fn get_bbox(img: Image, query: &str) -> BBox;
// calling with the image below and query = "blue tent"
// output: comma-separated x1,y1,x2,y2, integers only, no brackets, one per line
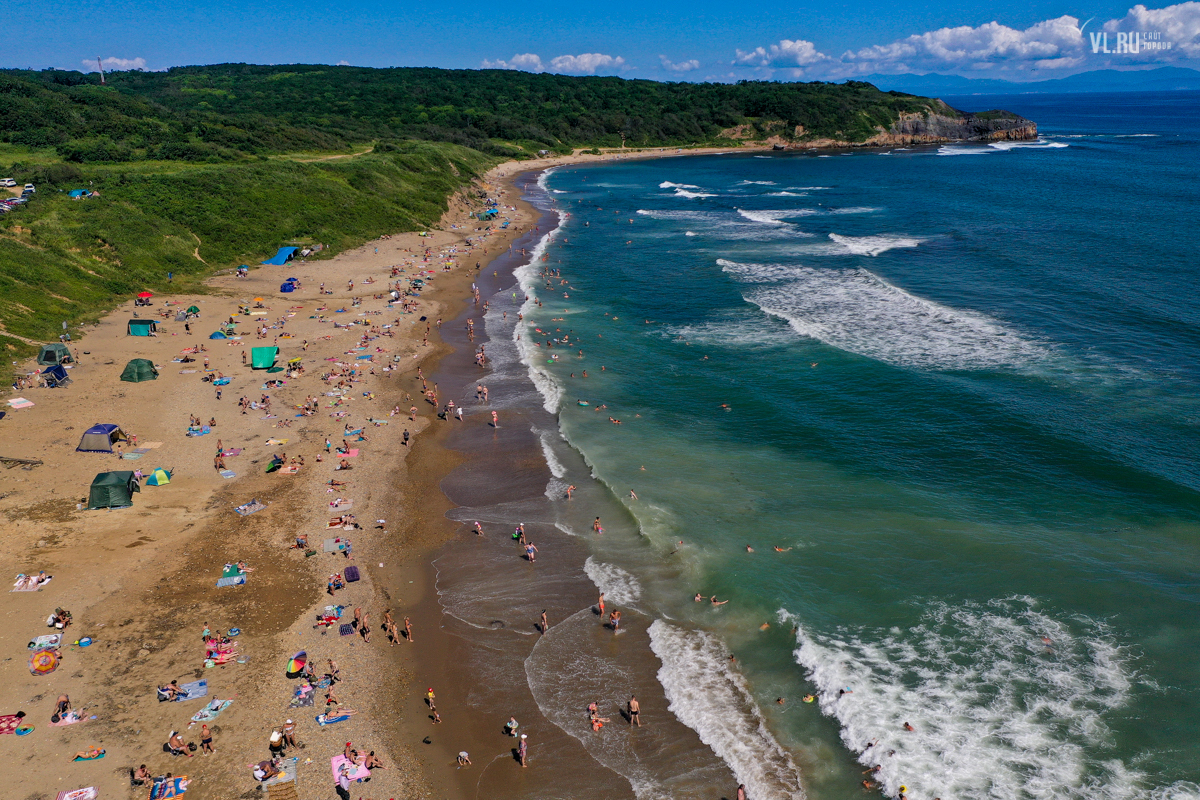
77,423,124,453
209,331,228,339
262,247,298,265
280,282,296,293
41,364,70,387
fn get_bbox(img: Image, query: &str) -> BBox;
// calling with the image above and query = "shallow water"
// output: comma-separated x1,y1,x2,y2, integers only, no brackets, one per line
448,91,1200,800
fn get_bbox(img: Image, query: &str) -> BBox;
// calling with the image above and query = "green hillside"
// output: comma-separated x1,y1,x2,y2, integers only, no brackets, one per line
0,64,959,356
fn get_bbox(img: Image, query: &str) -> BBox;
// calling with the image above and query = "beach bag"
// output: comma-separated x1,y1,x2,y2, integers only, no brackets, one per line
344,566,360,583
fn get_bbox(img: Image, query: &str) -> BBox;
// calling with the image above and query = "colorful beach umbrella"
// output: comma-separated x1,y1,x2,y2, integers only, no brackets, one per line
137,291,154,298
286,651,306,677
29,648,59,675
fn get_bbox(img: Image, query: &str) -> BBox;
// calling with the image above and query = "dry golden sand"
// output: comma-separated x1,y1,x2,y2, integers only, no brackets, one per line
0,147,748,800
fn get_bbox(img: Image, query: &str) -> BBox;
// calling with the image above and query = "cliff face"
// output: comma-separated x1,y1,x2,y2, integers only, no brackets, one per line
870,110,1038,145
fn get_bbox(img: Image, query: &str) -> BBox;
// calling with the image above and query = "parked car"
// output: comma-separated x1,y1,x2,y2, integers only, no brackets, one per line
23,183,35,193
0,178,15,187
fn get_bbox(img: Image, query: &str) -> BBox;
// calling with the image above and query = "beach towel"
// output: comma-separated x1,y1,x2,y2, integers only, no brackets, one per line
263,758,298,787
50,712,86,726
220,470,237,479
149,775,189,799
191,699,232,722
280,464,300,474
330,755,370,782
216,575,246,588
121,452,144,460
6,398,34,409
344,566,360,583
140,441,164,449
234,500,266,515
73,750,105,761
369,419,390,424
264,438,288,446
179,680,208,701
339,623,354,636
288,691,315,708
323,537,349,552
316,712,351,726
55,788,98,800
0,714,25,734
213,378,231,385
343,449,360,457
221,448,242,456
329,499,352,509
28,633,62,649
12,575,50,592
344,429,363,435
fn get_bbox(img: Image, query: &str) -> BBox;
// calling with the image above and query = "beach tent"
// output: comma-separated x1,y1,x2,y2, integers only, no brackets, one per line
41,364,70,387
127,319,157,336
87,471,139,509
120,358,158,382
280,282,296,293
209,331,227,340
186,305,201,317
37,343,73,366
251,347,279,369
77,423,125,453
145,468,171,486
262,247,298,265
175,311,188,322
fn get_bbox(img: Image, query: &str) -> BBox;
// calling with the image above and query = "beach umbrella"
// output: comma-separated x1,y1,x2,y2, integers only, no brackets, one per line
29,648,59,676
286,651,307,678
137,291,154,298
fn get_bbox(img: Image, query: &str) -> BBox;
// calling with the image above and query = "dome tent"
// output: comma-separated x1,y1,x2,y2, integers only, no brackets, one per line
87,471,140,509
37,343,73,366
120,359,158,382
145,468,171,486
77,424,125,453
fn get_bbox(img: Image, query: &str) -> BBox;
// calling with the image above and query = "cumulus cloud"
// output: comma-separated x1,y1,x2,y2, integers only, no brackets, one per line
548,53,625,74
82,56,146,72
1104,2,1200,56
660,55,700,72
734,39,829,68
482,52,625,74
481,53,545,71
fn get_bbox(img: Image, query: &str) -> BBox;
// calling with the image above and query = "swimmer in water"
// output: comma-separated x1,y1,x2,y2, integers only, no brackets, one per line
745,545,754,553
774,546,792,552
694,593,703,602
710,596,728,606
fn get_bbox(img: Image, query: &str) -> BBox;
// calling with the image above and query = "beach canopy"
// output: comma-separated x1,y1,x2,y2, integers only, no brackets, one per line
137,291,154,299
37,343,73,365
145,467,171,486
251,346,279,369
120,358,158,382
209,331,227,340
41,364,70,387
186,305,201,315
87,470,140,509
279,282,295,293
262,246,298,265
77,423,125,453
127,319,157,336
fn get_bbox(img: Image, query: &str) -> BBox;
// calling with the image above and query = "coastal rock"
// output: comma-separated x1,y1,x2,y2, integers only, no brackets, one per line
869,110,1037,145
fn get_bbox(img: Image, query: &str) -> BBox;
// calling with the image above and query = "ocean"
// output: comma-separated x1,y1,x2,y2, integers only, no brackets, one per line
447,91,1200,800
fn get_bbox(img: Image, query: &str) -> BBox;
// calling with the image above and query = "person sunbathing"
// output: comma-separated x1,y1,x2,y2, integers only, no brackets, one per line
158,680,183,701
131,764,152,785
252,760,281,781
72,746,105,761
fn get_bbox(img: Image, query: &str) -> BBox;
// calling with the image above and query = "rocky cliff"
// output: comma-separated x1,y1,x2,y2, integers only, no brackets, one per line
764,105,1037,149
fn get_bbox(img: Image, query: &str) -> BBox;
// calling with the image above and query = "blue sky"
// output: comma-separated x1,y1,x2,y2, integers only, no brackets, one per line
6,0,1200,81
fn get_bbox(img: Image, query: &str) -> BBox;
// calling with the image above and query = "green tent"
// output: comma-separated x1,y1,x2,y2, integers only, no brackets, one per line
251,347,279,369
127,319,157,336
37,343,73,366
87,471,140,509
120,358,158,382
186,305,201,316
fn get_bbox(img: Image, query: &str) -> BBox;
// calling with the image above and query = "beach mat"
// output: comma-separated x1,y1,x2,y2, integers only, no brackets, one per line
288,691,315,709
216,575,246,588
338,624,354,636
328,500,352,510
179,680,208,701
139,441,163,449
55,789,97,800
220,470,237,479
191,699,232,723
344,566,360,583
280,464,300,474
263,757,298,787
323,537,350,552
50,712,87,727
234,500,266,516
316,712,352,726
0,714,25,734
28,633,62,650
330,754,370,781
121,452,144,460
12,576,51,592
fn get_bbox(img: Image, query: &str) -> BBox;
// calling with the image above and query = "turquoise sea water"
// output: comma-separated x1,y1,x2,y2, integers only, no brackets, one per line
504,92,1200,800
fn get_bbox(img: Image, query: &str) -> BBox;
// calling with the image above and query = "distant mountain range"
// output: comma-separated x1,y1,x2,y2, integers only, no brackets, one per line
860,67,1200,97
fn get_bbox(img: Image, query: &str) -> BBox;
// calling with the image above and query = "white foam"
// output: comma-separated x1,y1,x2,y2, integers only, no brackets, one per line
583,557,642,606
989,139,1070,150
636,209,711,220
649,620,806,800
827,207,880,215
827,232,918,255
674,188,717,199
659,181,700,189
737,209,789,225
685,231,698,236
937,145,993,156
738,180,778,185
512,221,565,414
767,191,808,197
666,314,790,348
536,428,567,478
722,260,1050,370
780,598,1190,800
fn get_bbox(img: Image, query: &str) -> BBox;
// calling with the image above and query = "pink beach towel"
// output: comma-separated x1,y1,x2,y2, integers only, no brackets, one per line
330,755,370,782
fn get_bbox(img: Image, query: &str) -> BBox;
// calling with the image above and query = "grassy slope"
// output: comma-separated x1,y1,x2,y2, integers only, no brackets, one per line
0,142,495,356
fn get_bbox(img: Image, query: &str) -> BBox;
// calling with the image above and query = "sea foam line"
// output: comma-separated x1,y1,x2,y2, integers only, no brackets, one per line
649,620,806,800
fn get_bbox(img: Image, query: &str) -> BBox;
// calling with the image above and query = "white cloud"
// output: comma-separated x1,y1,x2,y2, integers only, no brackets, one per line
1104,2,1200,56
734,39,829,68
481,53,545,71
336,60,351,66
548,53,625,74
82,56,146,72
660,55,700,72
